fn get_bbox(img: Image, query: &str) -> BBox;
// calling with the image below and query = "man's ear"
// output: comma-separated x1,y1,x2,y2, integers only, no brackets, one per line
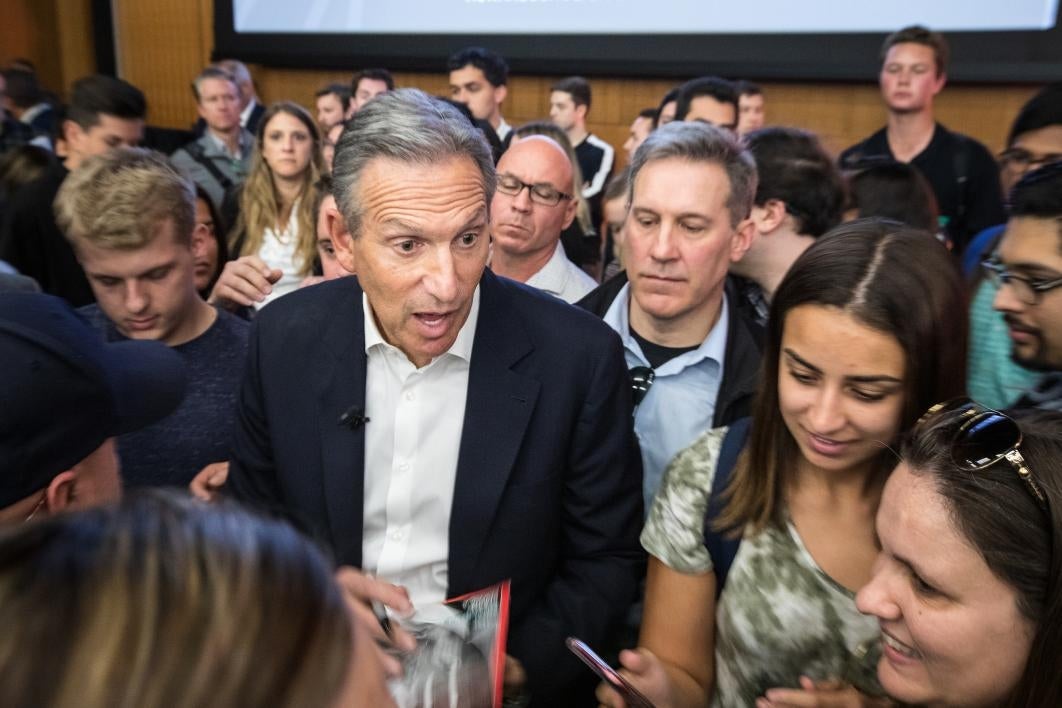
328,206,357,275
62,119,82,152
560,194,578,231
190,222,209,259
45,470,77,514
576,104,588,123
752,199,788,236
730,215,757,264
493,84,508,110
932,72,947,96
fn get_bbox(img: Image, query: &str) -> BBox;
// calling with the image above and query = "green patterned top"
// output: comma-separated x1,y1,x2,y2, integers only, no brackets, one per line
641,426,885,708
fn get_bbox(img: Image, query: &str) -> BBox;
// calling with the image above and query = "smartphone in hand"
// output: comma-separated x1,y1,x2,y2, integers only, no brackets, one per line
565,637,656,708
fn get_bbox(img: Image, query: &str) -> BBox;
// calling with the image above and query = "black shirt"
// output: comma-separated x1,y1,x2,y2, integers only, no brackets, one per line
840,123,1005,252
630,327,699,370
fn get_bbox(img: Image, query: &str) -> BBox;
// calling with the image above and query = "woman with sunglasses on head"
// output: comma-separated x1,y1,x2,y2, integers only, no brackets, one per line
856,404,1062,708
212,102,324,311
597,219,968,708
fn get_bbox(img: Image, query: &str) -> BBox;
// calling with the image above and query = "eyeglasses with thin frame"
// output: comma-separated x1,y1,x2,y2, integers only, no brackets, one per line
496,173,573,207
918,398,1049,512
981,258,1062,306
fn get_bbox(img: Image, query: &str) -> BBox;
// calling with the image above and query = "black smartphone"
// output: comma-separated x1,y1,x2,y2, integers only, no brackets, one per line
565,637,656,708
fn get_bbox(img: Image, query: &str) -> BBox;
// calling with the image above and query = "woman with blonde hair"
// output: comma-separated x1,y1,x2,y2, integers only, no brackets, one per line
0,490,393,708
221,101,323,309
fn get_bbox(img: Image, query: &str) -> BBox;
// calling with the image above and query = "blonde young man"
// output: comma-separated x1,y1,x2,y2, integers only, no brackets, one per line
55,148,249,490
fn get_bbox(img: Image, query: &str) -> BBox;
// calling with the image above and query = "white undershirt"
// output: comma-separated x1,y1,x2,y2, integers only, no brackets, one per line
360,287,480,606
255,202,302,309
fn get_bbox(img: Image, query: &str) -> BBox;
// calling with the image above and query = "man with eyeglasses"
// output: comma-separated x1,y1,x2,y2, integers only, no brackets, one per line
987,163,1062,412
839,25,1004,253
490,135,598,303
964,83,1062,409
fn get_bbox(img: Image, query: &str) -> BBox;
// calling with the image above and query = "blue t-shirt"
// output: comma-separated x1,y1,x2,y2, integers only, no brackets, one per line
79,305,249,488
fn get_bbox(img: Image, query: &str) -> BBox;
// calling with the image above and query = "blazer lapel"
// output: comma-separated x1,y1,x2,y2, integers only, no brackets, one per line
448,272,540,592
317,281,368,567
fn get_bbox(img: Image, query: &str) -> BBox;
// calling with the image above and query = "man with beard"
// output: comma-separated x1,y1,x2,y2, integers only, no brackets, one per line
988,163,1062,410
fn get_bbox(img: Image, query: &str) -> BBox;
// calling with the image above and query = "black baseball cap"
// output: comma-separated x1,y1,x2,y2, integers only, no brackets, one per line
0,293,188,508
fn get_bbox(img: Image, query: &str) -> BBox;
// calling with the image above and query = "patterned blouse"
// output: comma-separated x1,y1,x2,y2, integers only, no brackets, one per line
641,426,885,707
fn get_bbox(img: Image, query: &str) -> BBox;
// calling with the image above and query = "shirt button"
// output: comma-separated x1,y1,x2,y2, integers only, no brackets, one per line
389,529,404,541
405,391,415,401
397,462,410,472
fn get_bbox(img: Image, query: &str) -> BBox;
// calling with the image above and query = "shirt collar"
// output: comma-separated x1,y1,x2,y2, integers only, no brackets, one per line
240,98,257,127
496,118,511,141
603,283,729,373
363,285,480,365
524,242,570,297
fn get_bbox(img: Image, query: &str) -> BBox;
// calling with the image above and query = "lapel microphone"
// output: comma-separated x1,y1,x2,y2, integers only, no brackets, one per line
338,405,370,430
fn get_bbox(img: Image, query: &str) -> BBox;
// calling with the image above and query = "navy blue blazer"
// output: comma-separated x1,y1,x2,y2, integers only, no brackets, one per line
227,269,645,704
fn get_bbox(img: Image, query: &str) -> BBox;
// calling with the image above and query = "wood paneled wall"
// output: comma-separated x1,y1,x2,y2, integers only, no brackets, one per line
11,0,1043,165
0,0,95,101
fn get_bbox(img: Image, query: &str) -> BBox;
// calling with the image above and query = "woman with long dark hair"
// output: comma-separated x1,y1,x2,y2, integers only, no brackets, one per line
599,220,968,707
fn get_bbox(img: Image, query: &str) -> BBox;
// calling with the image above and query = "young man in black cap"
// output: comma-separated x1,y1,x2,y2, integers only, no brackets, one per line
0,293,186,523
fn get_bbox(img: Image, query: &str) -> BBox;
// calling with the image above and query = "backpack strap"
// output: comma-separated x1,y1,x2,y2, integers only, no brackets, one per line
703,417,751,599
949,132,974,244
184,141,235,194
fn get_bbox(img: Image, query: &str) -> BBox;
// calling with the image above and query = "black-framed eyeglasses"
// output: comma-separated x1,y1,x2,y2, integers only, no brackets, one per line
918,398,1048,512
496,173,573,207
981,258,1062,306
629,366,655,411
998,147,1062,173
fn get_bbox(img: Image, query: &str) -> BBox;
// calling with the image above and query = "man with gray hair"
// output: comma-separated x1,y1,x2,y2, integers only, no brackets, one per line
171,67,254,209
226,89,643,707
578,122,763,512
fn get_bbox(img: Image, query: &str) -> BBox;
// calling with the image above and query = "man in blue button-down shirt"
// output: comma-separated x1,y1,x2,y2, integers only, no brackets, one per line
578,121,764,512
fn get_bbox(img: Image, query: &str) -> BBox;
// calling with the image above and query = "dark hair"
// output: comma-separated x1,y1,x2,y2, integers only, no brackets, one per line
846,161,940,234
1010,162,1062,225
654,87,681,128
637,107,658,122
352,68,395,93
718,219,968,533
1007,82,1062,146
447,47,508,87
1,69,42,109
674,76,738,122
745,127,845,237
315,82,351,105
190,66,236,102
902,409,1062,708
735,80,763,98
65,74,147,130
881,25,950,76
0,144,53,198
551,76,591,109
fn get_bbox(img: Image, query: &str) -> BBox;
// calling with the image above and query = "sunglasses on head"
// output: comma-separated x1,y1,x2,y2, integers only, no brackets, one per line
918,398,1048,512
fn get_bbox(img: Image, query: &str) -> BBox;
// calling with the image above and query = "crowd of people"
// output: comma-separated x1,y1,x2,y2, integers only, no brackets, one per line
0,22,1061,708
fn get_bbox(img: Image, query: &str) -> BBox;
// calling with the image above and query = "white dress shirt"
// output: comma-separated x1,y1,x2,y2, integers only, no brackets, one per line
361,287,480,606
525,241,599,303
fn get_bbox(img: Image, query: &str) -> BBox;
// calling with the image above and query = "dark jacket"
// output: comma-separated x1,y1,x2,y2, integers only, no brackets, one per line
577,272,764,427
227,270,645,706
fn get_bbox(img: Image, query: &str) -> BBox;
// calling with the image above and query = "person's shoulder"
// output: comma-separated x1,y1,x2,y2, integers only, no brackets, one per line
254,278,360,335
575,271,626,317
839,128,887,166
937,124,995,159
211,306,251,338
489,272,617,347
585,133,614,156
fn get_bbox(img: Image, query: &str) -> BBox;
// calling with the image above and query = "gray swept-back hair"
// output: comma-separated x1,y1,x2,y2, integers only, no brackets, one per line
332,88,496,237
627,121,757,227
